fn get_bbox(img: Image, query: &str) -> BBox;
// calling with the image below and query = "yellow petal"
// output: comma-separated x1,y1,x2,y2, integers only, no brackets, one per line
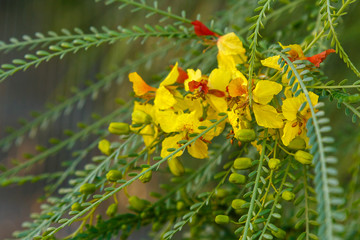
133,101,155,121
187,139,208,159
299,92,319,117
253,80,283,105
217,32,246,56
207,94,228,113
253,104,283,128
129,72,157,96
208,68,231,92
279,43,305,59
154,86,177,110
261,56,282,70
217,52,236,71
160,62,179,87
281,121,299,146
161,134,184,158
154,109,180,133
282,94,304,121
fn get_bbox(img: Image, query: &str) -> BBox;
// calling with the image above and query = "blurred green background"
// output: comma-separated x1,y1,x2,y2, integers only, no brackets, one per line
0,0,359,239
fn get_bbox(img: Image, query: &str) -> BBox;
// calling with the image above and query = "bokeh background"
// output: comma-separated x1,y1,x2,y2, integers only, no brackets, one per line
0,0,359,239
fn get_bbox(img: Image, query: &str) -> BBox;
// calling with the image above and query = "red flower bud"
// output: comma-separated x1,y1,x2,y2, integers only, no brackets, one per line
191,20,218,37
306,49,335,67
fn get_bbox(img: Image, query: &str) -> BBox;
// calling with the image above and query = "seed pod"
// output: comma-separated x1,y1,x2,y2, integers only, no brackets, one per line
106,203,118,217
108,122,130,135
71,202,83,212
294,150,313,164
268,158,281,170
98,139,111,155
271,228,286,239
231,199,246,210
139,168,152,183
215,215,229,224
288,137,306,150
79,183,96,195
234,157,252,170
235,129,256,142
132,110,152,124
128,196,150,212
282,190,295,201
229,173,246,184
106,170,123,182
168,158,185,177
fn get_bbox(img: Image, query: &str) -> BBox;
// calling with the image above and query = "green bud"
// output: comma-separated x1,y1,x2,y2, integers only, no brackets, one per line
271,228,286,239
229,173,246,184
98,139,111,155
108,122,130,135
294,150,313,165
231,199,246,210
71,202,83,212
268,158,281,170
168,158,185,177
128,196,150,212
79,183,96,195
288,137,306,150
139,168,152,183
235,129,256,142
215,188,228,199
106,203,118,217
176,201,185,211
106,170,123,182
215,215,229,224
282,190,295,201
132,110,152,124
233,157,252,170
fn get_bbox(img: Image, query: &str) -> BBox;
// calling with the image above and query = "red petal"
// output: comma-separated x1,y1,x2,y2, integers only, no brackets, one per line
208,89,225,97
191,20,217,37
188,80,201,92
176,66,188,84
306,49,336,67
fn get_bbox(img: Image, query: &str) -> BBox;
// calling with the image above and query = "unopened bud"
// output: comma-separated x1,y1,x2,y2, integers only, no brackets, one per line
215,215,229,224
168,158,185,177
282,190,295,201
235,129,256,142
294,150,313,165
231,199,246,210
79,183,96,195
215,188,228,198
106,170,123,182
98,139,111,155
288,137,306,150
71,202,83,212
268,158,281,170
139,168,152,183
108,122,130,135
106,203,118,217
128,196,150,212
234,157,252,170
132,110,152,124
271,228,286,239
229,173,246,184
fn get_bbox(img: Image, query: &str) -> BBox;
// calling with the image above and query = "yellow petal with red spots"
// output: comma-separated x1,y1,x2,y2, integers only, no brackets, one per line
281,120,299,146
161,134,184,158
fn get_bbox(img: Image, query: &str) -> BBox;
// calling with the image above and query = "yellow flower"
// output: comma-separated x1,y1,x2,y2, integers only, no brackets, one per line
281,92,319,146
252,80,283,128
216,32,247,71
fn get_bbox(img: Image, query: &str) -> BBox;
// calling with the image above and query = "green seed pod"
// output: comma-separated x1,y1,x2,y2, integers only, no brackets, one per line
235,129,256,142
98,139,111,155
132,110,152,124
271,228,286,239
288,137,306,150
108,122,130,135
234,157,252,170
168,158,185,177
294,150,313,165
215,215,229,224
79,183,96,195
229,173,246,184
106,170,123,182
71,202,83,212
282,190,295,201
139,168,152,183
128,196,150,212
106,203,118,217
231,199,246,210
176,201,185,211
268,158,281,170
